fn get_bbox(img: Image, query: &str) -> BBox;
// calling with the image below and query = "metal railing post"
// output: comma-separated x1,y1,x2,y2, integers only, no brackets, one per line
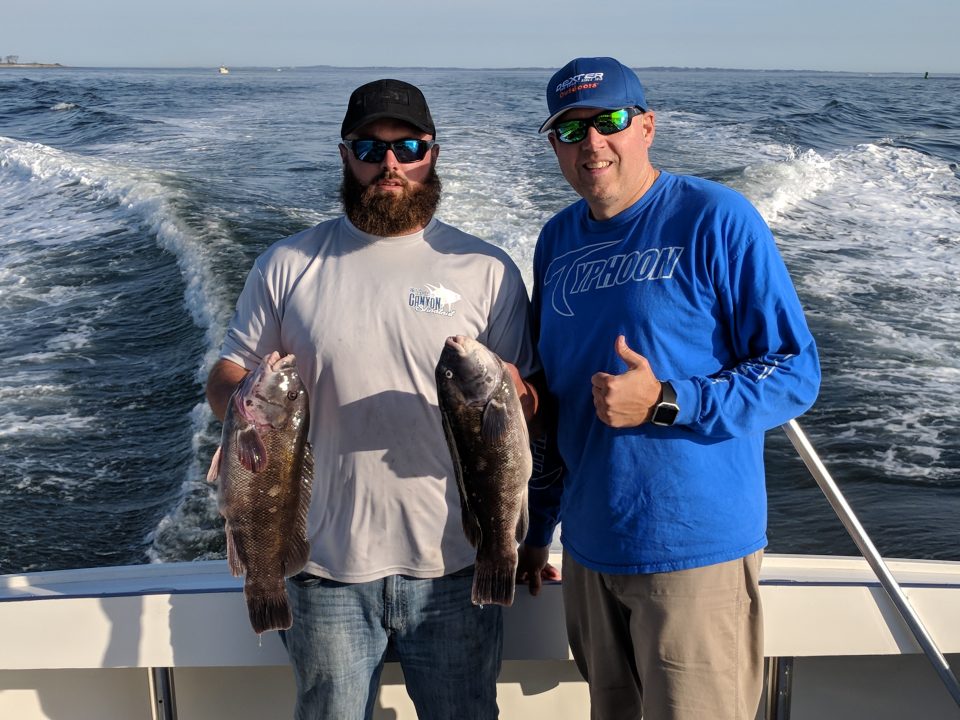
782,418,960,707
149,667,178,720
763,656,793,720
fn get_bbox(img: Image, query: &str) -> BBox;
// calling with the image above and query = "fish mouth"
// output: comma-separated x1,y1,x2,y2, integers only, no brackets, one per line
265,352,296,372
444,335,469,356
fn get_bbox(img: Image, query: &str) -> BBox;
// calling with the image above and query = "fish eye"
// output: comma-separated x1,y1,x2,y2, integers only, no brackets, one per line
444,370,454,379
287,390,300,401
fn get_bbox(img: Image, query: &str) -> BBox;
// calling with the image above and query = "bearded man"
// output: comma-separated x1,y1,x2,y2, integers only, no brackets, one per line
206,79,538,720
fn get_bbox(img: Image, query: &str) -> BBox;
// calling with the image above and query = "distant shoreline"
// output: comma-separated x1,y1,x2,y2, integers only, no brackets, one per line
0,63,65,69
0,64,949,76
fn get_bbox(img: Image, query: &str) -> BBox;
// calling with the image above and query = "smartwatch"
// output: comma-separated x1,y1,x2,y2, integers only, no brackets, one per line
651,381,680,427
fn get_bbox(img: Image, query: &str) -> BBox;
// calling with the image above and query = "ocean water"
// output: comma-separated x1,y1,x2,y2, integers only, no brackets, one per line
1,66,958,575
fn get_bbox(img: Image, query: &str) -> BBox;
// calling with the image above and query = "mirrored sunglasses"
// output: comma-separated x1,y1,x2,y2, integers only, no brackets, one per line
552,107,644,144
345,138,435,164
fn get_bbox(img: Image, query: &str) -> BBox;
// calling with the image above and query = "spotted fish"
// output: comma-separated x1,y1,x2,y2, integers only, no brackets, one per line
435,335,531,606
207,351,312,634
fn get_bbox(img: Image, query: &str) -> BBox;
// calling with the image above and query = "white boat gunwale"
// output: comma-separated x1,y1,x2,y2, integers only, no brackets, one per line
3,554,960,719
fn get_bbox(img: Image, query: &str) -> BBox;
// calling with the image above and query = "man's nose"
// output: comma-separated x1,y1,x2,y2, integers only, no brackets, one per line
581,125,607,148
379,148,401,170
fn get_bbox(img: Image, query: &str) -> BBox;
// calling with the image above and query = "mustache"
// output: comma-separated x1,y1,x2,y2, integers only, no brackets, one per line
365,169,410,192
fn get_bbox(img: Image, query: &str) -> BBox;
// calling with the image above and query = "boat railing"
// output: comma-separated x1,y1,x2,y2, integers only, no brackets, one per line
781,419,960,711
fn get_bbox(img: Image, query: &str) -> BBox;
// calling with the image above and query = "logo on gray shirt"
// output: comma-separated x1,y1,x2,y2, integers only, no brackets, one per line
408,283,461,317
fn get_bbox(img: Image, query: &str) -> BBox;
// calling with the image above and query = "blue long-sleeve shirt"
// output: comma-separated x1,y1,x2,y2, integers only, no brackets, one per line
527,171,820,574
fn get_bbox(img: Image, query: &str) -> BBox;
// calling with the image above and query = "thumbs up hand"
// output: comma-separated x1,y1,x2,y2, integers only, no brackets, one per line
591,335,663,427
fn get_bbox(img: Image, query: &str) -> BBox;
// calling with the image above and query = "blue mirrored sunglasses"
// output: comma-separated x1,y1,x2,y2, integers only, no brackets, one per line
552,107,644,144
345,138,435,164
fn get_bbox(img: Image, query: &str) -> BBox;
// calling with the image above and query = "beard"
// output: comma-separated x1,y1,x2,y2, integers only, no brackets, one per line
340,162,442,237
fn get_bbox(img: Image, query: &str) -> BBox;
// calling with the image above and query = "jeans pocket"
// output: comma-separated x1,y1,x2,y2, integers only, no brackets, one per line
289,571,325,588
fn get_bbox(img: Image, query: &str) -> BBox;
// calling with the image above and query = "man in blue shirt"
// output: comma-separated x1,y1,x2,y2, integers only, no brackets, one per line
517,57,821,720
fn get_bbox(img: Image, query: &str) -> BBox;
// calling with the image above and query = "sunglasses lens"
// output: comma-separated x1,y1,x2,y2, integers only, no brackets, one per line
595,109,632,135
554,120,587,144
392,139,427,162
351,140,386,163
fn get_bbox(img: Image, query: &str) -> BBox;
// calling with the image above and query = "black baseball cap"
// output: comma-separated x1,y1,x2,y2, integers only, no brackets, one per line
340,79,436,139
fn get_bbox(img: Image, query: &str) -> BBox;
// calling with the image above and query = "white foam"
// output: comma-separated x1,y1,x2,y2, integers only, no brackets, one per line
434,128,561,293
10,466,112,503
744,142,960,239
729,141,960,479
0,383,65,399
146,401,224,563
655,109,799,176
752,143,960,329
737,147,838,224
0,136,235,371
0,411,94,438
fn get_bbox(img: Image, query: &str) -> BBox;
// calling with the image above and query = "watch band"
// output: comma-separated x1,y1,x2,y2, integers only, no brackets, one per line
660,381,676,406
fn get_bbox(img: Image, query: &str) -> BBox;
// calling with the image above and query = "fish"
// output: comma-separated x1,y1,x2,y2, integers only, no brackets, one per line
425,283,462,313
206,351,313,634
435,335,532,606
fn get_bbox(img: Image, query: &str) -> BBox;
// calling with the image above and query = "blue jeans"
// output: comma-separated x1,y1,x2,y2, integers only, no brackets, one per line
282,566,502,720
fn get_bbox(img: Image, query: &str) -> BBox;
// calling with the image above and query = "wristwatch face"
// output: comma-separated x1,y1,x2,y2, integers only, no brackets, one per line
651,401,679,427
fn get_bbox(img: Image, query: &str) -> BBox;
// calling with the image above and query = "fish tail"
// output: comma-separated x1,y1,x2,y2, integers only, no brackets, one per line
245,581,293,634
471,558,517,607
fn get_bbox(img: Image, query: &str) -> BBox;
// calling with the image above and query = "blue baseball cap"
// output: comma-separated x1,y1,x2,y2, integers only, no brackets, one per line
539,57,649,133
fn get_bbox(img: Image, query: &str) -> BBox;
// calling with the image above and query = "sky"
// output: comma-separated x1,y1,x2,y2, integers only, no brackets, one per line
4,0,958,74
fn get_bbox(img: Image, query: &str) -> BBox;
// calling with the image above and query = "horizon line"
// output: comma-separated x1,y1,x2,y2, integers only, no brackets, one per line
4,62,957,76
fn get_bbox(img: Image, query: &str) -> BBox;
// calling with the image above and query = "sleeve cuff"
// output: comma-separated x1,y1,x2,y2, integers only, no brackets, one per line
524,516,558,548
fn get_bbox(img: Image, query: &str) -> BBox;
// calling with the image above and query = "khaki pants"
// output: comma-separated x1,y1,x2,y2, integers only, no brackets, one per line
562,549,764,720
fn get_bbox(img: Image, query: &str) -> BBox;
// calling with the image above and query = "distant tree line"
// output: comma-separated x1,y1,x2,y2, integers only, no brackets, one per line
4,56,20,64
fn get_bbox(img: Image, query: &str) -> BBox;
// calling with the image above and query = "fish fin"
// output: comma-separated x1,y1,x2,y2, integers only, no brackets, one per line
515,485,530,544
439,408,482,547
481,399,510,444
225,527,247,577
236,426,268,473
206,445,222,484
245,581,292,634
281,441,314,577
472,558,517,607
461,505,482,549
281,540,310,578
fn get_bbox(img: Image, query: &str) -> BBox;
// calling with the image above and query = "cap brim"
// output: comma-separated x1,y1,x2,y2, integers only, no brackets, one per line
538,100,647,133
